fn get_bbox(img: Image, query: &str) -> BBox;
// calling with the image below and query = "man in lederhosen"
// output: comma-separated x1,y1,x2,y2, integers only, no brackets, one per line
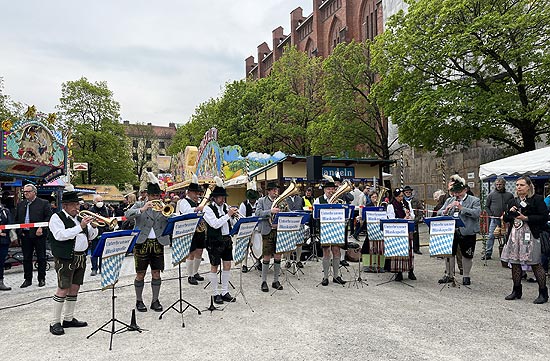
125,173,170,312
203,182,237,304
48,191,98,335
238,183,260,273
176,176,206,285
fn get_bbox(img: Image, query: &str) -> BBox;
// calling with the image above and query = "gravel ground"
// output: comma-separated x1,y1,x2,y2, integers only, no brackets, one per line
1,230,549,361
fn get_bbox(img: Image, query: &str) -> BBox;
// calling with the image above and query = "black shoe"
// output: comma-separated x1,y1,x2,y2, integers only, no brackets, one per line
321,278,329,286
62,318,88,328
481,255,492,260
136,300,147,312
261,281,269,292
533,287,549,304
150,299,163,312
462,277,471,286
193,273,204,281
20,280,32,288
333,276,346,285
49,322,64,336
187,276,198,285
272,281,283,290
221,292,236,302
438,275,453,284
296,261,304,268
408,271,417,280
38,280,45,287
505,285,522,300
413,250,423,255
340,260,349,267
213,295,224,304
242,265,248,273
395,272,403,281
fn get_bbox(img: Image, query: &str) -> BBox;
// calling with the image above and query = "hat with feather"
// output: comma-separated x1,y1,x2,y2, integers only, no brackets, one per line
246,180,259,200
146,172,162,195
211,176,227,197
449,174,466,193
188,174,201,192
322,175,336,188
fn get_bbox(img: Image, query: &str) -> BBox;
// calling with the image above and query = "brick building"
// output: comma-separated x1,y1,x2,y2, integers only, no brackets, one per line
245,0,384,79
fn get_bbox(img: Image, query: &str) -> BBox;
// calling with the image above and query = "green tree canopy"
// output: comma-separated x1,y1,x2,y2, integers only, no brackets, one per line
373,0,550,153
57,77,136,186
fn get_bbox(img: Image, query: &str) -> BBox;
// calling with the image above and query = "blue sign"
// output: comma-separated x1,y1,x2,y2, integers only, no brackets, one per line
322,167,355,178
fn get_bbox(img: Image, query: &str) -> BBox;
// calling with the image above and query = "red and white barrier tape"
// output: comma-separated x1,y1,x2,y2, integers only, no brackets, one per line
0,216,127,230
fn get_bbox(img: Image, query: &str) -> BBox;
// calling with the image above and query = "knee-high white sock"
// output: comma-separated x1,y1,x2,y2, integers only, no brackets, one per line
63,295,77,321
186,259,194,277
273,260,281,283
193,258,202,275
322,257,330,279
221,270,230,295
333,256,340,278
52,295,65,325
296,246,302,261
449,256,456,277
209,272,218,296
462,257,473,277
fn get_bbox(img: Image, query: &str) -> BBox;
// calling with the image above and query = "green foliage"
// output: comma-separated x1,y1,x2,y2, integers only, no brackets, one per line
0,77,24,121
373,0,550,153
57,77,136,185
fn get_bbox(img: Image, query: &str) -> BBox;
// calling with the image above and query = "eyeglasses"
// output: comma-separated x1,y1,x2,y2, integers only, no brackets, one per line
22,190,34,193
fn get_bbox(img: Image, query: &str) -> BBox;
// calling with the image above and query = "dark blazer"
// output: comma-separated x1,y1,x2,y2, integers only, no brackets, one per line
503,194,549,239
0,206,13,245
15,197,53,238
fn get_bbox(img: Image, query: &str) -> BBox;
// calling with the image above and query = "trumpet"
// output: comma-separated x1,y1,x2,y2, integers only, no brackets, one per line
78,210,118,230
150,200,175,217
196,186,212,233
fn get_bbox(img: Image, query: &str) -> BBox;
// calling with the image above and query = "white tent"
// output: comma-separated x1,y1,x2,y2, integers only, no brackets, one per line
479,146,550,180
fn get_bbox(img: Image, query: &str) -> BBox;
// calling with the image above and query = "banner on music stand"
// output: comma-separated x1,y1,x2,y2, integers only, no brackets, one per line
424,216,463,257
275,213,304,254
230,216,259,264
168,214,202,266
93,230,140,290
314,205,347,246
364,208,386,241
381,221,409,257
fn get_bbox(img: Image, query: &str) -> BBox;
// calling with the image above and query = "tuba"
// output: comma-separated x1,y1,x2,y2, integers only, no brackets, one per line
270,181,301,223
78,210,118,230
329,179,353,204
375,186,390,207
151,200,174,217
196,186,212,233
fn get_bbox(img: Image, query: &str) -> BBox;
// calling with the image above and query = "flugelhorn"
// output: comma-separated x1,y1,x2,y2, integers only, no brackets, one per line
78,210,118,230
151,200,174,217
270,181,301,223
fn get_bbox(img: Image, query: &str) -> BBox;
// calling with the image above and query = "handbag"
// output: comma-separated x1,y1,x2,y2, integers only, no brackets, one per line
540,229,550,256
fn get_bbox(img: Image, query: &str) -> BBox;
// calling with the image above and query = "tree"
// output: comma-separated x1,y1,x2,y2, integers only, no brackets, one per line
373,0,550,154
57,77,136,185
0,77,24,121
315,40,395,160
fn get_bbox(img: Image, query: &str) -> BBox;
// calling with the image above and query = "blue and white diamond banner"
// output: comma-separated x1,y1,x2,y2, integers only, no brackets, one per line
320,222,346,246
429,219,455,257
276,230,300,253
171,217,200,265
234,236,249,264
101,253,126,289
384,236,409,257
367,222,383,241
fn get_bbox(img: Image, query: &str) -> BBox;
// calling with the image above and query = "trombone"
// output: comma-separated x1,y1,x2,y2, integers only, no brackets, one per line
150,200,175,217
78,210,118,230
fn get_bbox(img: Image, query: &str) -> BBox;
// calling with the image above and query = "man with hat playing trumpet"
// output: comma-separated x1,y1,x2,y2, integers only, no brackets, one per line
48,190,98,335
203,177,238,304
314,180,347,286
125,172,171,312
255,182,283,292
176,174,206,285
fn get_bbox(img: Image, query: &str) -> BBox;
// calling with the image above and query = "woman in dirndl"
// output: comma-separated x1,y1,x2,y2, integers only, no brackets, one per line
385,188,416,281
501,176,548,304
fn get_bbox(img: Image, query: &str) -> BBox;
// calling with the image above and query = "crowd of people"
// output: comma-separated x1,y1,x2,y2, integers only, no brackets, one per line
1,172,549,337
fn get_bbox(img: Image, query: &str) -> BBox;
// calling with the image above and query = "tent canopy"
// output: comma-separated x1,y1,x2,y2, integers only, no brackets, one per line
479,146,550,180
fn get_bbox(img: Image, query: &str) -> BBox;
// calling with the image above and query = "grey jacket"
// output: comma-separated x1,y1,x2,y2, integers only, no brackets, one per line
255,196,275,235
286,195,304,211
437,194,481,235
485,190,514,217
124,201,170,245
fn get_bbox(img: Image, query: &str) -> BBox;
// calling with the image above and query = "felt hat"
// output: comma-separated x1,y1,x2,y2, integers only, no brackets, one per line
62,191,82,203
266,182,280,190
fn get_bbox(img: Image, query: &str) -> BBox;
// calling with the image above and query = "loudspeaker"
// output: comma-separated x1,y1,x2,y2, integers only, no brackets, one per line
306,156,322,182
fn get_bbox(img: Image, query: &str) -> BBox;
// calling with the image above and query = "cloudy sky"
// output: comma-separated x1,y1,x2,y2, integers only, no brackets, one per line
0,0,312,126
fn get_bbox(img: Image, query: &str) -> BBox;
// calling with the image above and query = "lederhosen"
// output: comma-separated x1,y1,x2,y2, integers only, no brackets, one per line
186,197,206,252
48,212,87,289
205,204,233,266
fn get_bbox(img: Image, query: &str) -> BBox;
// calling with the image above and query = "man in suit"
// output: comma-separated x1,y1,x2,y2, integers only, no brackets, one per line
437,175,481,285
125,175,170,312
15,184,53,288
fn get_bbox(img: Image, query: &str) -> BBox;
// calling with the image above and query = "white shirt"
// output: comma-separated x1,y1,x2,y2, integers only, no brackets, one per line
49,210,98,252
176,198,196,215
203,202,231,236
386,201,415,220
313,195,330,205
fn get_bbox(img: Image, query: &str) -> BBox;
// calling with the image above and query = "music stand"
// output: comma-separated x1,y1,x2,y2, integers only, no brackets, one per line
362,207,386,275
425,216,465,290
224,216,259,311
313,204,350,286
284,211,310,277
376,219,415,288
271,212,305,295
158,214,203,327
304,209,320,262
87,230,141,350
